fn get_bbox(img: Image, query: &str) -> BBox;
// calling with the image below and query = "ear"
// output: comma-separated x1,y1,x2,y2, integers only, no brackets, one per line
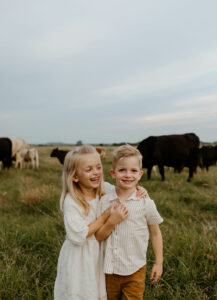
110,169,116,179
138,170,144,180
72,175,79,182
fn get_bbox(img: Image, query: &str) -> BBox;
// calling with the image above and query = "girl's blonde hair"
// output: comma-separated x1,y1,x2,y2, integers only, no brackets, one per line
60,145,105,215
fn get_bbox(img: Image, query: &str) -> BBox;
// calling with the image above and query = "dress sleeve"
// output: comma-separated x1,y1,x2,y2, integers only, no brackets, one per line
96,196,103,218
63,195,89,246
145,197,163,225
103,181,115,194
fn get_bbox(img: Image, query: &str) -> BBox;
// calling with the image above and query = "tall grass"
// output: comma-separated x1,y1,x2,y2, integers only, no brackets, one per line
0,146,216,299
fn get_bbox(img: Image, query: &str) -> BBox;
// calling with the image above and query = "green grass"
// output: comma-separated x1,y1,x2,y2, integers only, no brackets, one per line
0,146,217,300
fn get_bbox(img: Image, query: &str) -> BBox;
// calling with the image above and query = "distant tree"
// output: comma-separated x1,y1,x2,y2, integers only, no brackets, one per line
76,140,83,146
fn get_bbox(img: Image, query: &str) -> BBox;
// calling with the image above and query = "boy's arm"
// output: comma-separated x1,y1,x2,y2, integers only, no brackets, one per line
95,203,128,242
148,224,163,283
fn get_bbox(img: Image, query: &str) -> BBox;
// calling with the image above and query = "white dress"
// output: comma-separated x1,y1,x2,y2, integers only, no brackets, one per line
54,182,114,300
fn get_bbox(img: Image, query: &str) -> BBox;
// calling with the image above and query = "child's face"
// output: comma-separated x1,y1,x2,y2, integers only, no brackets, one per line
73,153,103,190
110,156,143,190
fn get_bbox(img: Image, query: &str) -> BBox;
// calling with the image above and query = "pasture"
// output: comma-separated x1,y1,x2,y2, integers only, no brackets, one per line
0,146,217,300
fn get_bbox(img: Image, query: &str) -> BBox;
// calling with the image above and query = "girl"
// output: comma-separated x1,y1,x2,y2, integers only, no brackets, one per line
54,145,148,300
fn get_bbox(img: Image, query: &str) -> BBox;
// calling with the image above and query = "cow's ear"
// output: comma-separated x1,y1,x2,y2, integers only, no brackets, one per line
72,175,79,182
110,169,116,178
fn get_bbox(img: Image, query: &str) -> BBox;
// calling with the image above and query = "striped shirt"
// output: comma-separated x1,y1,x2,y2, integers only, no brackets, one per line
98,189,163,276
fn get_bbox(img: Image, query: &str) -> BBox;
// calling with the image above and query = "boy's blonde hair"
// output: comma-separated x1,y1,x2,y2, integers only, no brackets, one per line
112,144,143,169
60,145,105,215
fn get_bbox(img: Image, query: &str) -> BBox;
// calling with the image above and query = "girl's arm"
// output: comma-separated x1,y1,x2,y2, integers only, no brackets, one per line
95,203,128,242
86,207,111,238
148,224,163,283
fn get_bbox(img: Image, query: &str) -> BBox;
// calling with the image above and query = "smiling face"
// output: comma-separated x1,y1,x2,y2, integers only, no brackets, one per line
110,156,143,191
72,153,103,191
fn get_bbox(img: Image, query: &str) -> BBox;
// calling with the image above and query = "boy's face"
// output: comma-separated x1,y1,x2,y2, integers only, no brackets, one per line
110,156,143,190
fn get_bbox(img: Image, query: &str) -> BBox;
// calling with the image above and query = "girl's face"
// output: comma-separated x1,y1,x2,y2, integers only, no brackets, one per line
73,153,103,190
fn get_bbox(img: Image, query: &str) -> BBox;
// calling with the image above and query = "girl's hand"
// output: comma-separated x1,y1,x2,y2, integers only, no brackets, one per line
109,203,128,225
150,263,163,283
136,186,149,198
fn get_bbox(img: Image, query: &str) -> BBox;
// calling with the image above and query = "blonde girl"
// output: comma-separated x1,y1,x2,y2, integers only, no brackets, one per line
54,145,148,300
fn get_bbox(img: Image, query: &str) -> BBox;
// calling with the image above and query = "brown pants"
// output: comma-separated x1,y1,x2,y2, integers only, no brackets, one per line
105,265,146,300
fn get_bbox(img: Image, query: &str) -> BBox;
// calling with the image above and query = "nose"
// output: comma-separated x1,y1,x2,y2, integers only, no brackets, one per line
125,170,131,177
93,167,100,175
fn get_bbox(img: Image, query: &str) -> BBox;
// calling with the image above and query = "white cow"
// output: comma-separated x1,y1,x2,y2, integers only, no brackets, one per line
16,148,39,169
11,138,30,168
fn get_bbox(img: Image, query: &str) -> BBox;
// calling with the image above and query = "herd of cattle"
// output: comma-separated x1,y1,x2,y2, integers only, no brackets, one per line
137,133,217,181
0,137,39,170
1,133,217,182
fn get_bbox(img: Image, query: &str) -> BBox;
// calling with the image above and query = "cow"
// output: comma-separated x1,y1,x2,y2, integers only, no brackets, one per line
0,137,12,169
50,146,106,165
137,133,200,182
11,138,30,168
16,148,39,169
50,148,68,165
95,146,106,160
197,145,217,171
24,148,39,169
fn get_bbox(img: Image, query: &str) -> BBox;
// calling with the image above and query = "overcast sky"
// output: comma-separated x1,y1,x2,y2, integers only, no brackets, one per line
1,0,217,144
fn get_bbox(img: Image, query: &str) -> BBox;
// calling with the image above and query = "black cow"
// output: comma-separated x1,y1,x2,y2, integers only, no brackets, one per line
50,148,68,165
198,146,217,171
0,137,12,169
137,133,200,182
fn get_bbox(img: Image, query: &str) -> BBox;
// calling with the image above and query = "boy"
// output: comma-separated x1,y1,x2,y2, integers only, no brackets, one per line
96,144,163,300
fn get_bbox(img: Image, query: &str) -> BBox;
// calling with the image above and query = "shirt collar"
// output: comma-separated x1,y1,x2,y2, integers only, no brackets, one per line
108,189,139,202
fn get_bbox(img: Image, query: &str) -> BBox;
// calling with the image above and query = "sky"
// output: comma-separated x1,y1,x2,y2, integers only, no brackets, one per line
1,0,217,144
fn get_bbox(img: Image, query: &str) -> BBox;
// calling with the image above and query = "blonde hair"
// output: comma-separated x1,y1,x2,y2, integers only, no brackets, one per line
112,144,143,169
60,145,105,215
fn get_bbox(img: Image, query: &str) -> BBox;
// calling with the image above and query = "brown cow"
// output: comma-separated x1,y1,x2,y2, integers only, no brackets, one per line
95,146,106,160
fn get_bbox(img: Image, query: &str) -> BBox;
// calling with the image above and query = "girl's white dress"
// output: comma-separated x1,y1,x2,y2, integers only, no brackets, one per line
54,183,113,300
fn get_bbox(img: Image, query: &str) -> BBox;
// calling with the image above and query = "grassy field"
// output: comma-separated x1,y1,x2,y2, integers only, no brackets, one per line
0,146,217,300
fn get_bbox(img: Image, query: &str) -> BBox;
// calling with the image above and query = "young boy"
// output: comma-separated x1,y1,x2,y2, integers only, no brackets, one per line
96,144,163,300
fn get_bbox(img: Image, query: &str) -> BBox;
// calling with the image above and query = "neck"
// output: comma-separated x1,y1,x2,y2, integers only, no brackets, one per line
79,186,96,200
115,186,136,201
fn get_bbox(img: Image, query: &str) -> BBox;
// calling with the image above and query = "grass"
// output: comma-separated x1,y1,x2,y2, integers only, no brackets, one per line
0,146,217,300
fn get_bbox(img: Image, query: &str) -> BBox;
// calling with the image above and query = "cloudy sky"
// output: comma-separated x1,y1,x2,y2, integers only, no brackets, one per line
1,0,217,144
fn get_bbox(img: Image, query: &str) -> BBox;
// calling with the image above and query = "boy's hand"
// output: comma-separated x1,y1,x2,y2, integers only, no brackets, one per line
136,186,149,198
109,203,128,225
150,263,163,283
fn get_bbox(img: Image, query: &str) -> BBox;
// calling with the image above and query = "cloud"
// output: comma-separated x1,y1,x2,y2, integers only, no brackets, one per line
174,94,217,107
0,113,13,120
134,93,217,127
97,50,217,98
29,22,108,59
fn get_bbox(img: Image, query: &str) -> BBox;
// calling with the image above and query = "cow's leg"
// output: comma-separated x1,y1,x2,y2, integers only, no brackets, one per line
158,164,165,181
147,167,152,179
15,154,18,168
187,165,194,182
31,158,35,169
